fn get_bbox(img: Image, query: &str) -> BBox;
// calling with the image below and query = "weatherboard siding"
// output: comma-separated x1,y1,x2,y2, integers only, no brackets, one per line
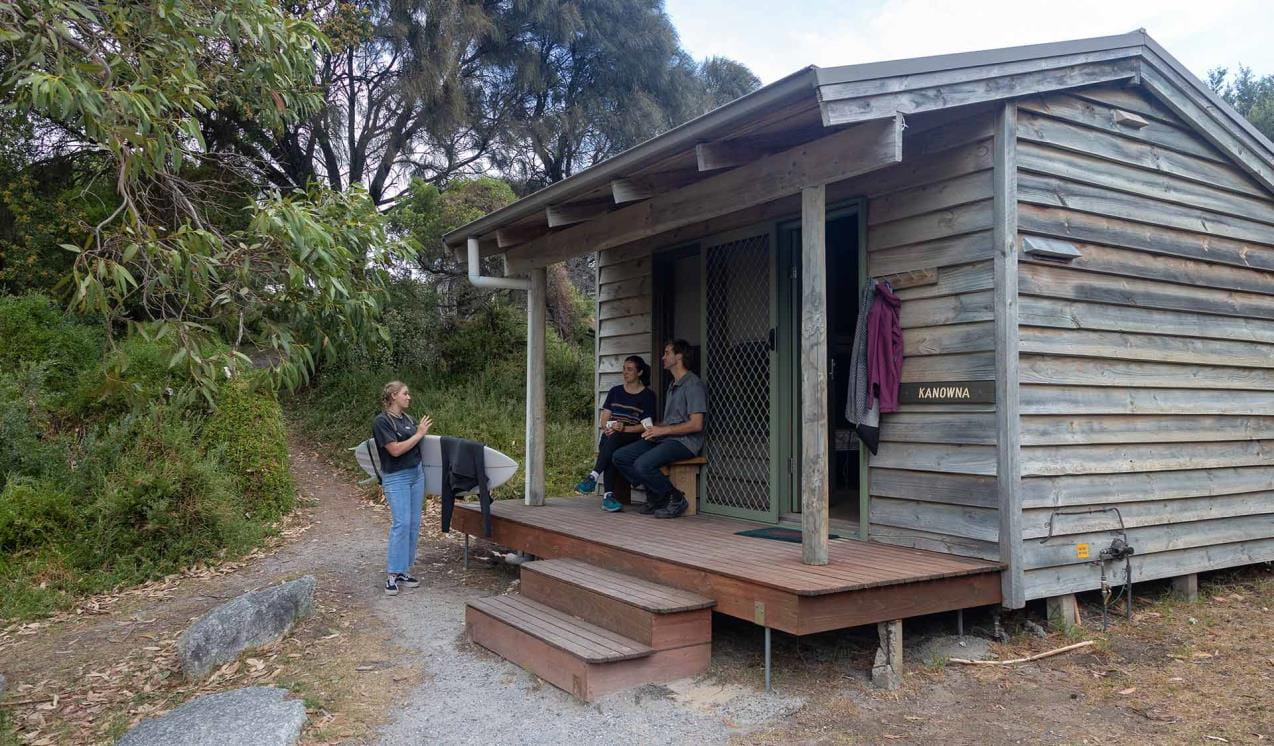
864,111,1003,561
595,247,654,410
1012,85,1274,600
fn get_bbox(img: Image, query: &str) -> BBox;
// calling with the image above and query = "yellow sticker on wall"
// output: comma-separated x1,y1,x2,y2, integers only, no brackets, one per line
1076,543,1090,559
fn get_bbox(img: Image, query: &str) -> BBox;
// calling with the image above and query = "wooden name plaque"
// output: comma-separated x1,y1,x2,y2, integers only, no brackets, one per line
899,381,995,404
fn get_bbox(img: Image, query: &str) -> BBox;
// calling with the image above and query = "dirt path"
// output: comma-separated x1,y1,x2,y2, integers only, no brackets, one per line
0,436,428,743
2,435,1270,745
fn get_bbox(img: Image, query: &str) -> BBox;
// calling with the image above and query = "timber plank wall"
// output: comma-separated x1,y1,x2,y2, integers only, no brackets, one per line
1011,85,1274,599
592,110,1008,558
595,245,654,407
862,108,1004,561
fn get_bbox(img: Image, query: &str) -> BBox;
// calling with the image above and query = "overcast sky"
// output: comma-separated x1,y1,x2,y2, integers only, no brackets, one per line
665,0,1274,85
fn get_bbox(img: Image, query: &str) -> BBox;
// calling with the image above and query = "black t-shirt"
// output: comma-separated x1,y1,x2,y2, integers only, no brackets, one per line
602,385,657,426
372,411,422,474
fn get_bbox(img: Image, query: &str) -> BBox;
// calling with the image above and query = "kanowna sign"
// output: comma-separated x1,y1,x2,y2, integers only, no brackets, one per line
898,381,995,404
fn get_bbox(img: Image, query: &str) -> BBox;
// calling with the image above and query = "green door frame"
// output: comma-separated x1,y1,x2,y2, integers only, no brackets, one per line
685,197,869,531
776,198,870,538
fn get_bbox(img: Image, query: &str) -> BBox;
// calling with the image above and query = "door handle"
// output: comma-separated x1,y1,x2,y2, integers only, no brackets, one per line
768,328,776,351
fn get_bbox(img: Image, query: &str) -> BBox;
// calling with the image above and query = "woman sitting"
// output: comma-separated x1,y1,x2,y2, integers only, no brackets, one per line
575,355,657,512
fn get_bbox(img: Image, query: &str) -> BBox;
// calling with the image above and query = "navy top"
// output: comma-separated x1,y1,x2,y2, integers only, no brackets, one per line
602,385,657,427
371,411,422,474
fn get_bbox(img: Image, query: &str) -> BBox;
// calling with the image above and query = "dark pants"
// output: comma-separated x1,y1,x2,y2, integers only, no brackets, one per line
593,431,642,491
612,438,694,501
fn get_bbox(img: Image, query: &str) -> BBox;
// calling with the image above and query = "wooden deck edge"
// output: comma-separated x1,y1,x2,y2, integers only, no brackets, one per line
452,503,1003,596
798,572,1004,634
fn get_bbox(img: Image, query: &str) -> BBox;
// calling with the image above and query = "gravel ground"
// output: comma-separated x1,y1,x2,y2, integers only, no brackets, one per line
374,564,805,745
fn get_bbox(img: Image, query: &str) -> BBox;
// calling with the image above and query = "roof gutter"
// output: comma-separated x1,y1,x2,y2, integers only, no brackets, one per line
466,237,530,290
443,66,820,250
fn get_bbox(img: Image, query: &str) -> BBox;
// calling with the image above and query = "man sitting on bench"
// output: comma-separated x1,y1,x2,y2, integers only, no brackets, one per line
612,339,706,519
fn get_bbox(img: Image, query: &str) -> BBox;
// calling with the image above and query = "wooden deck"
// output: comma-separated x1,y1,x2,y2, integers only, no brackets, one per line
452,498,1003,635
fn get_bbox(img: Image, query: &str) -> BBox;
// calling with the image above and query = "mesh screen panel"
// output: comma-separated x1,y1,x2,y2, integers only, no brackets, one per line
702,234,771,515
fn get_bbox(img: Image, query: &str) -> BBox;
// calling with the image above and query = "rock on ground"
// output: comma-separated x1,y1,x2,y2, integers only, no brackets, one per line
118,687,305,746
178,575,315,679
913,635,993,665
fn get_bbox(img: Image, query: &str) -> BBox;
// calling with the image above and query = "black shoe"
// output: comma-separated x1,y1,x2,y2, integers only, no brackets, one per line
654,491,688,519
396,573,420,588
639,496,668,515
384,577,399,596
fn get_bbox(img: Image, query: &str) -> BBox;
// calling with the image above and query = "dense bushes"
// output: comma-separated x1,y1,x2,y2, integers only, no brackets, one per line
290,283,595,497
203,381,296,519
0,294,291,620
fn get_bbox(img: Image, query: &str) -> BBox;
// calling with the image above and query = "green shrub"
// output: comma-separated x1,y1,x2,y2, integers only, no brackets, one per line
202,379,295,519
0,478,76,555
0,367,68,483
0,293,102,402
86,405,264,575
72,328,210,416
290,290,596,497
0,292,296,620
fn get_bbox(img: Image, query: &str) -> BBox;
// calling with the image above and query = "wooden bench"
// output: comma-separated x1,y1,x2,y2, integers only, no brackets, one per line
610,456,707,515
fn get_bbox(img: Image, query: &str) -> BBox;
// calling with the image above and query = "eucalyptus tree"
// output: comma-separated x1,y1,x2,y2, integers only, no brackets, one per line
490,0,762,189
1,0,414,396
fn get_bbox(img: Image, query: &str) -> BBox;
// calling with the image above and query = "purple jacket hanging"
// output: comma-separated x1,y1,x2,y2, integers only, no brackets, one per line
866,281,903,413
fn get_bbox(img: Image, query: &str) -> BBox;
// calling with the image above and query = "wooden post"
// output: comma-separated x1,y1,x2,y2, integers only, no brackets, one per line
993,101,1026,608
525,267,547,506
1046,593,1081,630
800,185,829,566
871,619,903,690
1171,573,1199,602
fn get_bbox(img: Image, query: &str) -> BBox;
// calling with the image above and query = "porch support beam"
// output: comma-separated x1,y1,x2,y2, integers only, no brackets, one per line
496,223,550,249
609,170,701,204
546,201,611,228
800,184,830,566
524,267,547,506
506,114,904,273
695,140,773,171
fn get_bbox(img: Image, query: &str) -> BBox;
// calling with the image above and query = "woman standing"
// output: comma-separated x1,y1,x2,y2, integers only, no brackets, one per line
372,381,432,595
575,356,657,512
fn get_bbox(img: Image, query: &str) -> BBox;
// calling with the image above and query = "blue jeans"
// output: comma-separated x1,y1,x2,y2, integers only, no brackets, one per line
382,465,424,574
612,439,694,500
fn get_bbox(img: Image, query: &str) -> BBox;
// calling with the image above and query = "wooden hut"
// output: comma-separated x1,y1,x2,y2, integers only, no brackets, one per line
442,31,1274,696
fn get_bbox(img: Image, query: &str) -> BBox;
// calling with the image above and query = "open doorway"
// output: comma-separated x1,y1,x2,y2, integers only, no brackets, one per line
779,205,865,526
824,212,863,524
651,244,701,403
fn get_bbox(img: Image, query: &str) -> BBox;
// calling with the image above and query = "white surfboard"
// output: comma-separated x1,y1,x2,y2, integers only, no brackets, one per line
352,435,519,494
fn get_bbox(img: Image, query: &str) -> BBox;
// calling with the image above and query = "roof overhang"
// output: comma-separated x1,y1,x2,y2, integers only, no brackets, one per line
444,30,1274,270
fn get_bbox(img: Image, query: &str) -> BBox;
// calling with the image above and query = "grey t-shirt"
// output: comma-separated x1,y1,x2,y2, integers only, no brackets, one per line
662,371,707,455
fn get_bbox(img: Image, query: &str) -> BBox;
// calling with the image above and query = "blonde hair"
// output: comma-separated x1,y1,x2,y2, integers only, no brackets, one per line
381,380,408,410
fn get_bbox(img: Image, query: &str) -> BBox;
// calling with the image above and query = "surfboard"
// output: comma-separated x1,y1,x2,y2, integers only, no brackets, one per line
352,435,519,494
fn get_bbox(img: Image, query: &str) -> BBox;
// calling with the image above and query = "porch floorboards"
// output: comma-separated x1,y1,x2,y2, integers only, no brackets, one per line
452,497,1003,635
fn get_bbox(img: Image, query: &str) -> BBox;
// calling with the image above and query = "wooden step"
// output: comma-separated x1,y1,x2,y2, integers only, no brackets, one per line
520,559,714,649
466,595,710,701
